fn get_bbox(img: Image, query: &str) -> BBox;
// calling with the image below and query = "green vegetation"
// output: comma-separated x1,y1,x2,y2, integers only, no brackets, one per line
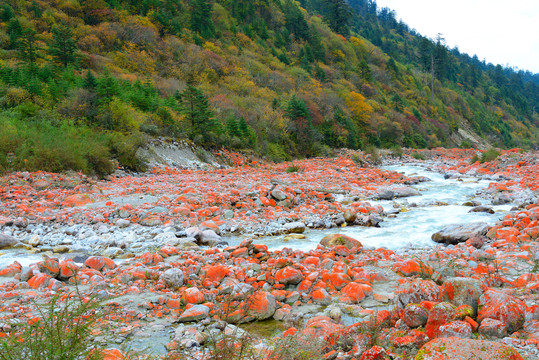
0,293,104,360
286,164,301,173
470,148,501,163
0,0,537,175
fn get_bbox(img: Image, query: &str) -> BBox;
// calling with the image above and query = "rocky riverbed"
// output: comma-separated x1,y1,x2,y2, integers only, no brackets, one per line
0,148,538,359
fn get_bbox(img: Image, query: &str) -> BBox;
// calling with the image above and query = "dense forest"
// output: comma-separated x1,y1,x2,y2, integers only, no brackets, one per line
0,0,537,176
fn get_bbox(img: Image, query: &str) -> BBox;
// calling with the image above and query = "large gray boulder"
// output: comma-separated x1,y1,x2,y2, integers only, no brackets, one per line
431,222,489,244
0,234,18,249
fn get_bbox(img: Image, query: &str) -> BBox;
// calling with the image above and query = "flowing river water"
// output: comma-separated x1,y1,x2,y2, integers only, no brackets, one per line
228,164,514,252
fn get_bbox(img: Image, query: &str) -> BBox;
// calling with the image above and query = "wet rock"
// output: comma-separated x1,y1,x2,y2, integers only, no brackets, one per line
416,337,523,360
374,186,420,200
468,206,494,214
320,234,362,250
0,233,18,249
477,289,526,333
462,200,481,207
431,222,489,244
116,219,130,228
343,210,357,224
284,222,305,234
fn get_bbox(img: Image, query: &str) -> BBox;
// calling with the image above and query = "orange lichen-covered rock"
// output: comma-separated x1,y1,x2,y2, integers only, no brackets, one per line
84,256,116,272
442,277,484,315
247,291,276,321
37,258,60,277
416,337,523,360
205,265,229,284
183,287,205,304
275,266,303,285
425,302,456,339
302,316,343,340
360,345,390,360
340,282,367,303
27,273,52,289
397,279,441,308
477,289,526,333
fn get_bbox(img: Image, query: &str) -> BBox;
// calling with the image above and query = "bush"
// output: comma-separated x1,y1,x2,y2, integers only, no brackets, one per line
411,152,425,160
390,145,403,158
480,148,500,163
0,292,105,360
286,164,301,173
267,334,324,360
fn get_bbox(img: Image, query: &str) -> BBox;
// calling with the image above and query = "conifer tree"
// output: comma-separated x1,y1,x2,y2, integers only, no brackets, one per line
177,85,219,143
190,0,215,39
48,24,78,67
17,29,41,70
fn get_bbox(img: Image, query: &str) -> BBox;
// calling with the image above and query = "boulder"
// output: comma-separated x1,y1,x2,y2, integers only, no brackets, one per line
275,266,303,285
0,233,18,249
468,206,495,214
161,268,184,289
425,302,456,339
397,280,441,308
320,234,362,250
477,289,526,333
416,337,523,360
178,305,209,322
403,303,429,328
442,277,484,315
478,318,508,338
431,222,489,244
284,222,305,234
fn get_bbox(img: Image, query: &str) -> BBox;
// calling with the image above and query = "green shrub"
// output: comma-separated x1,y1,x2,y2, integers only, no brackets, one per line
0,292,105,360
411,152,426,160
480,148,500,163
286,164,301,173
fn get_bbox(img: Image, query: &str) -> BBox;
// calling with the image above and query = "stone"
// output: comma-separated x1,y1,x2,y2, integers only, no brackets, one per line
397,280,441,308
416,337,523,360
198,230,221,246
161,268,184,289
247,291,276,320
438,320,473,339
271,189,287,201
284,222,305,234
343,210,357,224
275,266,303,285
320,234,362,250
478,318,508,338
442,277,484,315
0,233,18,249
183,287,205,304
468,206,495,214
477,289,526,333
431,222,489,244
178,305,209,322
403,303,429,328
425,302,456,339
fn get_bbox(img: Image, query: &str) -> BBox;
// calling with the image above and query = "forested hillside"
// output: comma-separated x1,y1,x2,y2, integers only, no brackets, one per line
0,0,537,175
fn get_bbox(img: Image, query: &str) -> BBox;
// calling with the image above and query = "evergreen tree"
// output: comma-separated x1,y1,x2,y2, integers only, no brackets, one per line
0,3,15,22
324,0,353,35
83,70,97,90
286,95,314,155
190,0,215,39
177,85,219,143
358,59,372,81
48,24,78,67
7,18,23,49
17,29,42,70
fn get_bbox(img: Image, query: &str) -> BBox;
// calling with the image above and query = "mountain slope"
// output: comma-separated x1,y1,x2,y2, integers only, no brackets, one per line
0,0,537,175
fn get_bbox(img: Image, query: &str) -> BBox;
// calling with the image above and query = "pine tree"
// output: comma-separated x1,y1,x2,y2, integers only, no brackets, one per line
17,29,42,70
7,18,23,49
324,0,353,35
190,0,215,39
83,70,97,90
177,85,219,143
48,24,78,67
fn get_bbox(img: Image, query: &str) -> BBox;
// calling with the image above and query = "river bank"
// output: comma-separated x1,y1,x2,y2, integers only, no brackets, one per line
0,148,538,359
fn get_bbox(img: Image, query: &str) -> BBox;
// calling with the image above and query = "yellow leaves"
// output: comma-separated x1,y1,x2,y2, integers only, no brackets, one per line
345,91,373,121
332,50,345,62
203,41,222,55
349,36,361,46
113,43,156,74
494,107,504,119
